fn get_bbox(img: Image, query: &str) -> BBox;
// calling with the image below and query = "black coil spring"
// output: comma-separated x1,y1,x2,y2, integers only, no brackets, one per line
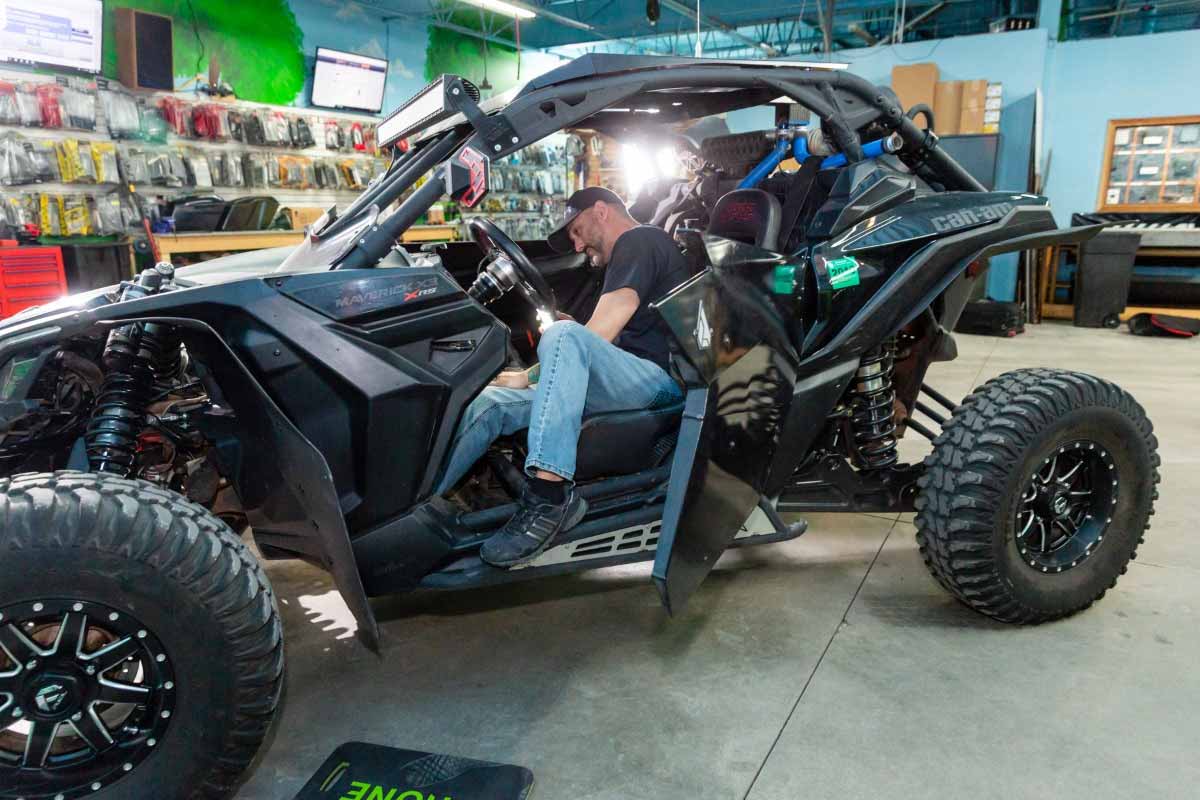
84,267,176,475
85,324,156,475
141,322,184,384
849,339,899,470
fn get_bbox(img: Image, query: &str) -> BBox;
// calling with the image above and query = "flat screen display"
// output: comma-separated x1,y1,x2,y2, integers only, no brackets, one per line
0,0,103,73
311,47,388,113
938,133,1001,190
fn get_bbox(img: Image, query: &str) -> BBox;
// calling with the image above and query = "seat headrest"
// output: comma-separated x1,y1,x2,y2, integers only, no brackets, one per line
707,189,782,252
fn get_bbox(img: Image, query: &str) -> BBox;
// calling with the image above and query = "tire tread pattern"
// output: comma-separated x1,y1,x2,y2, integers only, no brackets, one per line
0,471,283,799
914,369,1160,623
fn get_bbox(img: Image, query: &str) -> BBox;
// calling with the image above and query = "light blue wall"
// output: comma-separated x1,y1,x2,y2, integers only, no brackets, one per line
720,26,1200,300
722,32,1048,298
1042,29,1200,225
836,30,1051,299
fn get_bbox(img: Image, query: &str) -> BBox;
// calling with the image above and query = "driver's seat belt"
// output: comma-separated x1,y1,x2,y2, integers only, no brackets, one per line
778,155,823,253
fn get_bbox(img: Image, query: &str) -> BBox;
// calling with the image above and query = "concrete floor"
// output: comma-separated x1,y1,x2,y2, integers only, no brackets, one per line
237,322,1199,800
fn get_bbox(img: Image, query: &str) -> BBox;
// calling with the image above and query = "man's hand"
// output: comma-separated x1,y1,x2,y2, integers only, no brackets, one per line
490,366,535,389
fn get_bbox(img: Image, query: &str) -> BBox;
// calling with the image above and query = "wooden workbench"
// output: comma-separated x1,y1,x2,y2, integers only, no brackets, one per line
1037,242,1200,323
156,225,461,263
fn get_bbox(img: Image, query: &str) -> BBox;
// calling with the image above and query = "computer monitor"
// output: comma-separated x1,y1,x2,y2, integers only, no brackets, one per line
937,134,1001,190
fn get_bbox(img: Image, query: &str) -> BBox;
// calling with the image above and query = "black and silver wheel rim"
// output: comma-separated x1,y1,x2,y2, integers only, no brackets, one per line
0,599,174,798
1015,440,1118,573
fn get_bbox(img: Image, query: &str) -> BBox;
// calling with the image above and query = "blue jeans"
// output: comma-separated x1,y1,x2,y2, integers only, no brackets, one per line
436,321,682,492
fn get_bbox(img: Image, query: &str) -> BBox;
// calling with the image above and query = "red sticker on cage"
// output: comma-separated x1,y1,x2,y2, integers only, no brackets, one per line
457,147,490,208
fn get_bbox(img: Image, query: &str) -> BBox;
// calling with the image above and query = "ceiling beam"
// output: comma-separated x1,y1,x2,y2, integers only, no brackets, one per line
848,22,878,45
510,0,595,31
658,0,781,57
889,1,948,42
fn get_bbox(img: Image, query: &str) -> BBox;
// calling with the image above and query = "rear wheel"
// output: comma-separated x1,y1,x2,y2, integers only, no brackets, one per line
914,369,1159,623
0,472,283,799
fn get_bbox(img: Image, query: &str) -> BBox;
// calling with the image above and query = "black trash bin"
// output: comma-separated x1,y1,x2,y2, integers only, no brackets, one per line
1074,231,1140,328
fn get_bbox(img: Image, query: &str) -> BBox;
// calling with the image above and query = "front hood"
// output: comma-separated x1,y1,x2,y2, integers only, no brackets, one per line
0,246,302,333
174,245,299,285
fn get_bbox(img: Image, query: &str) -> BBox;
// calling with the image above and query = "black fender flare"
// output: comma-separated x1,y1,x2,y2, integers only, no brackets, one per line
114,316,379,651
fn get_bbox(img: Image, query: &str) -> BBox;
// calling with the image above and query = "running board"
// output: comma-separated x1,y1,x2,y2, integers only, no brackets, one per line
418,501,806,591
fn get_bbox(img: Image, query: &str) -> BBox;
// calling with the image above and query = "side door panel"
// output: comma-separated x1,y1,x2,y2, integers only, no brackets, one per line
650,259,802,613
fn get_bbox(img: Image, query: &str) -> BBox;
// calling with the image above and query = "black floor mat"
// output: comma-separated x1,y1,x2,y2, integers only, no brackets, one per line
293,741,534,799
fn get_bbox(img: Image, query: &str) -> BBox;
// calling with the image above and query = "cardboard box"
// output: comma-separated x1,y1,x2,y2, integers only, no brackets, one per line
891,63,939,115
958,79,988,134
933,80,963,135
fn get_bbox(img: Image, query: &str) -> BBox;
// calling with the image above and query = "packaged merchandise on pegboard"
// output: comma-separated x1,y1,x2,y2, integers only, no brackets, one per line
0,132,37,186
60,85,97,131
146,148,189,187
0,83,20,126
207,151,245,187
14,85,41,127
158,97,192,137
276,155,307,188
91,142,120,183
242,152,271,188
1,193,37,229
93,190,127,234
61,194,92,235
324,120,346,151
192,104,232,141
34,85,63,128
138,106,170,144
262,112,291,146
101,89,142,138
55,140,98,183
38,193,63,236
185,151,214,188
119,146,152,184
290,116,316,148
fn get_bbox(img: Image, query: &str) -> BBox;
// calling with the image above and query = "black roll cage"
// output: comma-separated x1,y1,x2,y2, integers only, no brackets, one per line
323,56,985,271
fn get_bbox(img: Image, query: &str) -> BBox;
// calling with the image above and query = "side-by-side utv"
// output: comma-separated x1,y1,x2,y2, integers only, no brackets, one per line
0,55,1158,799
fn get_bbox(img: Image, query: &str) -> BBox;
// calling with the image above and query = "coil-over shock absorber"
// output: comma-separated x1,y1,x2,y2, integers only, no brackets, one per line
848,338,899,470
140,264,186,384
84,264,175,475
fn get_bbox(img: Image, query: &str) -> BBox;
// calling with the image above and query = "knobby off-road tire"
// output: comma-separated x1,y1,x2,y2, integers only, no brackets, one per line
0,472,283,799
915,369,1159,623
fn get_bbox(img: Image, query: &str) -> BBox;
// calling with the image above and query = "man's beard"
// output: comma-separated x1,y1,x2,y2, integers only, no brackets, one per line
586,246,605,268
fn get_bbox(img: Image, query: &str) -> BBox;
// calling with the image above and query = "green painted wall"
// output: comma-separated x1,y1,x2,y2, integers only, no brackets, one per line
424,25,522,97
101,0,306,106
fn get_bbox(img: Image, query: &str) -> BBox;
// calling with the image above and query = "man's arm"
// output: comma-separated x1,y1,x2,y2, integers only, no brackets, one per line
586,287,639,342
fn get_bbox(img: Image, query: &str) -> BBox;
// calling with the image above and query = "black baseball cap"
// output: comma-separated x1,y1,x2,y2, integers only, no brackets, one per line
547,186,626,254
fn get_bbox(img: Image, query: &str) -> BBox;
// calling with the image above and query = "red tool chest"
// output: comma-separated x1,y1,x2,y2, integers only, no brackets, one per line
0,246,68,320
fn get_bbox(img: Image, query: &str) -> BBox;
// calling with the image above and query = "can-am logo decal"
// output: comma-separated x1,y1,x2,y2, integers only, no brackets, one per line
694,300,712,350
930,201,1015,232
335,277,440,309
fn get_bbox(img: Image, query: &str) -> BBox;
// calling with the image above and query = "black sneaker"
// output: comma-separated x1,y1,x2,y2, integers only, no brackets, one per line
480,487,588,567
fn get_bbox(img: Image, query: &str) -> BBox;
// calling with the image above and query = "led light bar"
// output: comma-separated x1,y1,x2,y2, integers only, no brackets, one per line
378,75,479,149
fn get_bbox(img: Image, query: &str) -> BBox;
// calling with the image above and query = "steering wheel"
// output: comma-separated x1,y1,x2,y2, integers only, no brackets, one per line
468,217,557,317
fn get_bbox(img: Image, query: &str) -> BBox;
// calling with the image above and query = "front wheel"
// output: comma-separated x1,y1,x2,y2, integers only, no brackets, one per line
915,369,1159,623
0,472,283,799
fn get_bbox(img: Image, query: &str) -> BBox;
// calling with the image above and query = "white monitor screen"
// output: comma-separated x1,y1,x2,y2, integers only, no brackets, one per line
0,0,103,73
311,47,388,114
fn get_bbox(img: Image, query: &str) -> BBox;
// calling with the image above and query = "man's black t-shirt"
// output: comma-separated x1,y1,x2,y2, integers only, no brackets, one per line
602,225,691,371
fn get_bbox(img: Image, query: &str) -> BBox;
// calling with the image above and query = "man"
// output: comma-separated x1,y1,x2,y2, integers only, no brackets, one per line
437,187,691,567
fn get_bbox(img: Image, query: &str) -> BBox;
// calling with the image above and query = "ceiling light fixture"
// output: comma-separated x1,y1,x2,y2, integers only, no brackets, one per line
460,0,537,20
